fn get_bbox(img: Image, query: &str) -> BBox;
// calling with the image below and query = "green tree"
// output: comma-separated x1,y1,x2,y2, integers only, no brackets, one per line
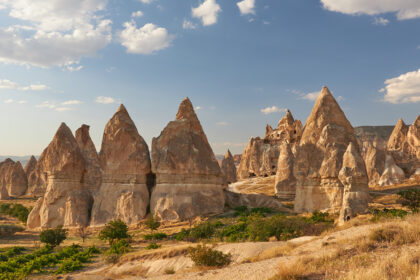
145,215,160,233
39,226,67,247
99,220,129,245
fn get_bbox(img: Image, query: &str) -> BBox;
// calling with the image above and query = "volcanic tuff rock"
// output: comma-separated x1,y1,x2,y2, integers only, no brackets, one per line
378,154,406,187
387,116,420,177
274,142,296,199
338,142,369,225
23,156,37,177
0,159,13,199
90,105,150,226
294,86,365,213
237,110,302,179
0,159,28,198
151,97,224,221
27,123,91,229
224,190,285,211
221,150,237,185
75,124,102,192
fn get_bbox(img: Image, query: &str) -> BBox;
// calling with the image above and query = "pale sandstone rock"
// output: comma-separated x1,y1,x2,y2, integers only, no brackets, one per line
274,141,296,199
24,156,37,177
90,105,150,226
378,154,406,187
75,124,102,192
0,159,13,199
221,150,237,185
0,159,28,198
294,86,362,213
223,190,285,211
237,110,302,179
27,123,91,229
364,144,386,186
151,98,224,221
338,143,370,225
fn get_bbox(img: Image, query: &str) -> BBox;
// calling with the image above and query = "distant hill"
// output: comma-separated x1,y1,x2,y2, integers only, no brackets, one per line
0,155,39,167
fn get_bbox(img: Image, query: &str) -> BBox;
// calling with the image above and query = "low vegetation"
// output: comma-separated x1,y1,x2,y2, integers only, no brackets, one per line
145,242,161,250
99,219,130,245
188,244,232,267
39,226,67,247
0,203,30,223
143,232,167,240
0,224,24,239
398,189,420,212
370,208,408,221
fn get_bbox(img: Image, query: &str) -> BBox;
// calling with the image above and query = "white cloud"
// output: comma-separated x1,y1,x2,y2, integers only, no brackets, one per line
140,0,153,4
18,100,27,104
183,19,197,30
119,21,174,55
261,106,286,115
195,106,202,110
237,0,256,15
66,65,84,72
0,79,18,89
192,0,221,26
55,107,71,112
0,0,112,68
36,101,56,109
61,100,82,105
263,20,270,25
320,0,420,20
4,98,13,103
20,84,49,91
131,10,143,18
216,121,228,126
0,79,49,91
373,17,389,26
380,68,420,103
95,96,115,104
301,91,319,101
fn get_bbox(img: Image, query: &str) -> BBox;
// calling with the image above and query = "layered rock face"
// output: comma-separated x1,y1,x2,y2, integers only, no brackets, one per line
27,123,91,229
338,143,369,225
237,110,302,179
220,150,237,185
224,190,285,211
24,156,37,177
90,105,150,226
0,159,28,198
294,87,367,213
75,125,102,192
387,117,420,178
151,98,224,221
274,142,296,199
378,154,406,187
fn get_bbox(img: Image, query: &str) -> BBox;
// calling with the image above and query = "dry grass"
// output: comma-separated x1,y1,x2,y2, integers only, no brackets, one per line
243,242,298,263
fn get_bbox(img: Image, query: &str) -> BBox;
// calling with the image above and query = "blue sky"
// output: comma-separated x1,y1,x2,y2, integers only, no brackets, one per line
0,0,419,156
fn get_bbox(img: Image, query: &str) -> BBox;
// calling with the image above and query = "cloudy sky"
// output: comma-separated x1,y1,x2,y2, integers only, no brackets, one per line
0,0,419,156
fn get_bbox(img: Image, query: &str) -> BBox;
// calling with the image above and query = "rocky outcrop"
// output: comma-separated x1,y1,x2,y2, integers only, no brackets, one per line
294,86,365,213
274,142,296,199
387,117,419,177
221,150,237,185
338,143,369,225
90,105,150,226
224,190,285,211
150,98,224,221
237,110,302,179
378,154,406,187
27,123,91,229
75,125,102,192
24,156,37,177
0,159,28,198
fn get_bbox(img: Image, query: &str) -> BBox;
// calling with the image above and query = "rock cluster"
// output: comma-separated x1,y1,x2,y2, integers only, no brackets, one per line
150,98,225,221
0,158,27,199
220,150,237,185
294,87,369,216
237,110,302,179
90,105,150,226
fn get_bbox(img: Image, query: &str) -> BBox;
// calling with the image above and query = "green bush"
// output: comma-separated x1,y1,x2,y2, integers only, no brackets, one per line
55,259,83,274
398,189,420,212
145,215,160,232
143,232,167,240
173,229,191,241
99,220,129,245
107,240,131,255
188,245,231,267
0,224,24,239
39,226,67,247
146,242,161,250
0,203,30,223
190,222,217,240
306,211,332,223
370,208,408,221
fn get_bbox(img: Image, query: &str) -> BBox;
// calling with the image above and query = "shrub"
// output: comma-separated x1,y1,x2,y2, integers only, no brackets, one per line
188,245,232,267
143,232,167,240
164,267,175,274
0,203,30,223
0,224,24,239
398,190,420,212
55,259,83,274
99,220,129,245
145,215,160,233
307,211,332,223
173,229,191,241
146,242,161,250
39,226,67,247
370,208,408,221
107,239,131,255
190,222,216,240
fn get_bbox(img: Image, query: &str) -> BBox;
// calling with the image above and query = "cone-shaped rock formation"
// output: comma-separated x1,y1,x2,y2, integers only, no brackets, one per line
24,156,37,178
27,123,90,229
221,150,237,185
151,98,224,221
294,86,366,213
274,142,296,199
0,159,28,198
90,104,150,226
378,154,406,187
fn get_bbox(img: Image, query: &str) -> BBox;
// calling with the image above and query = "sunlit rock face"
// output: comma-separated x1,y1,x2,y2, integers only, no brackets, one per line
220,149,237,186
378,154,406,187
274,141,296,199
294,87,368,213
90,105,150,226
27,123,91,229
0,158,28,198
150,98,225,221
237,110,302,180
